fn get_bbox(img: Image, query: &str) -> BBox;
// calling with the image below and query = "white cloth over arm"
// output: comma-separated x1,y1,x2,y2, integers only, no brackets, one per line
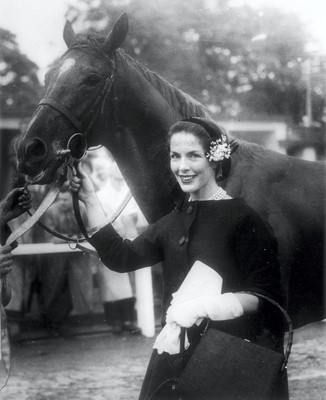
153,260,223,354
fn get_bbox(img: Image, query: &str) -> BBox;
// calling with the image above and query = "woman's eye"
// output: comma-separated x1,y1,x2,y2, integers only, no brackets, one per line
84,74,101,86
170,153,178,159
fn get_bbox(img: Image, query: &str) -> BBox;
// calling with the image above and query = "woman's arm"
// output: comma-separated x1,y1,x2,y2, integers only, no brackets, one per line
88,222,164,272
69,163,107,233
233,211,283,304
234,292,259,314
70,163,165,272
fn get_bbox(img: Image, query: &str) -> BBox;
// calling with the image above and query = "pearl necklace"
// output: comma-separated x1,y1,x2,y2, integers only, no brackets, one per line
189,186,227,201
208,186,227,201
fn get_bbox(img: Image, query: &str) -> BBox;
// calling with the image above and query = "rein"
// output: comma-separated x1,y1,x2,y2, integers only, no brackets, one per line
27,185,132,257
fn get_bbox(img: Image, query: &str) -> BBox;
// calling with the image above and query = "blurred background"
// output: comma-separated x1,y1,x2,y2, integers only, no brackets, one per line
0,2,325,398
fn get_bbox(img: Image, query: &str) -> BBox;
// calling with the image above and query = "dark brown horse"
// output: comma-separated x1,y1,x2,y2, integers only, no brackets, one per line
16,14,325,328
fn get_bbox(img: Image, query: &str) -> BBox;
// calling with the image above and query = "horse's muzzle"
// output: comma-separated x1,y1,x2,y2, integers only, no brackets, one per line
17,138,48,175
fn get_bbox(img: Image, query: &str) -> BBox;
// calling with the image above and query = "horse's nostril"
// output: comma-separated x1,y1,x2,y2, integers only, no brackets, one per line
24,138,47,162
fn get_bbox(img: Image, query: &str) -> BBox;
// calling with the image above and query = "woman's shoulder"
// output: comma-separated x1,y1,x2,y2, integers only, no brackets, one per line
230,199,277,239
206,197,250,216
206,198,275,235
220,197,264,219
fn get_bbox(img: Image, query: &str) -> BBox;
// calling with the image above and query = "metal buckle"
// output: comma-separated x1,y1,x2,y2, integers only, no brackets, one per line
66,133,88,161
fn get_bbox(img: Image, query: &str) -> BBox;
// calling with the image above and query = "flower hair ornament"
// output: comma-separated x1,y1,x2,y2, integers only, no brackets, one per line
206,134,231,162
181,117,238,181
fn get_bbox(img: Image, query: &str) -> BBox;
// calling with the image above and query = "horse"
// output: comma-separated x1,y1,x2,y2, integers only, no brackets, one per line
15,13,325,329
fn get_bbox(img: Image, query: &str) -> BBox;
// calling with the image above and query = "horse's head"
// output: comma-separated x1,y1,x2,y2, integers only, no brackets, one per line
16,13,129,184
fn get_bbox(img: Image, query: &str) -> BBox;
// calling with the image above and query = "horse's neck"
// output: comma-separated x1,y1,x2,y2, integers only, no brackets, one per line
114,51,208,129
227,140,324,222
93,52,185,222
91,52,210,222
227,141,286,189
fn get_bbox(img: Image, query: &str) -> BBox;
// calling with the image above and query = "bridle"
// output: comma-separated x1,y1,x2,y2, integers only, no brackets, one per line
38,72,115,141
22,52,132,252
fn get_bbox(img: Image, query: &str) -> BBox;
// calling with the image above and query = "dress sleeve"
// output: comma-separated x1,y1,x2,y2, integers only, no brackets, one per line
232,211,283,303
88,220,164,272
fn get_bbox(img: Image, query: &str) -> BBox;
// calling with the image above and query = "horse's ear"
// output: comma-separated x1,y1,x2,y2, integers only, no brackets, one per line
104,13,129,53
63,20,77,48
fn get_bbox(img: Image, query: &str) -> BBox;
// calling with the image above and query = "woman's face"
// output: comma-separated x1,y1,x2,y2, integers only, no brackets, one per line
169,132,217,199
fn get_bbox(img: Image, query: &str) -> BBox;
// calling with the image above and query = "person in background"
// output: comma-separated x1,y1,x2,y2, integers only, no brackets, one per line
39,184,94,335
92,154,141,334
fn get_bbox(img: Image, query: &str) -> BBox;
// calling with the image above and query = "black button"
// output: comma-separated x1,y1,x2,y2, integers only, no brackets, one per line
187,206,193,214
179,236,186,245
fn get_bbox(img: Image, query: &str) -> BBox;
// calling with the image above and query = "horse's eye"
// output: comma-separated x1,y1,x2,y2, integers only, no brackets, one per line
84,74,101,86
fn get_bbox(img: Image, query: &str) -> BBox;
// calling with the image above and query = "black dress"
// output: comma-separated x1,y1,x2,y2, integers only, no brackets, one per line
89,198,288,400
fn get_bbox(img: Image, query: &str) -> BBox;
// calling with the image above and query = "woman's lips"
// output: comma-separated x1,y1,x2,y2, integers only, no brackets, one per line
179,175,196,183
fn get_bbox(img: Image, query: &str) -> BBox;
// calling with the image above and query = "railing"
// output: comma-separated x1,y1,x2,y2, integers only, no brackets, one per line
12,243,155,337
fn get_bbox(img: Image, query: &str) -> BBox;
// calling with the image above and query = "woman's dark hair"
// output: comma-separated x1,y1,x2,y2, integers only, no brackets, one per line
167,117,235,182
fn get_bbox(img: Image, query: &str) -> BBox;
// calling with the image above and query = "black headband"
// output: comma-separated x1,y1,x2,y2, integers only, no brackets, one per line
182,117,222,140
182,117,239,154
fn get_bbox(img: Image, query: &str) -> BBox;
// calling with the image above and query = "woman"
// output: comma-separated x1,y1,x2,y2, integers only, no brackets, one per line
70,117,288,400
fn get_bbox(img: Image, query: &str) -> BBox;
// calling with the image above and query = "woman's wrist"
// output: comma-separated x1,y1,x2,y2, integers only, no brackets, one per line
87,223,107,237
83,195,107,230
82,193,100,208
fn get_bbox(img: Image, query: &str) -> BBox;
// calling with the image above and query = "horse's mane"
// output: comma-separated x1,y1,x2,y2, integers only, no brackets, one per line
118,51,209,119
66,32,209,119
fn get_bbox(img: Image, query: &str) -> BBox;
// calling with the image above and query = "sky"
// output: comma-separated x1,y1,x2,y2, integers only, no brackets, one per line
0,0,326,81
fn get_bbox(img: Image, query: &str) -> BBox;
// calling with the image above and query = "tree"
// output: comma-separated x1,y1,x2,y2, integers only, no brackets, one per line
66,0,325,124
0,28,42,118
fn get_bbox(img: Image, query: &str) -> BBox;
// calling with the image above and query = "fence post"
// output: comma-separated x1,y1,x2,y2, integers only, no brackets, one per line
135,268,155,337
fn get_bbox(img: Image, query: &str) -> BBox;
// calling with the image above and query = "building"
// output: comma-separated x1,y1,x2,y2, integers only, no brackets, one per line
220,115,325,161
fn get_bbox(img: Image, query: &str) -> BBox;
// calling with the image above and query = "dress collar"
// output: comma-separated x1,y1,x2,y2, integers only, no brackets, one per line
169,183,187,210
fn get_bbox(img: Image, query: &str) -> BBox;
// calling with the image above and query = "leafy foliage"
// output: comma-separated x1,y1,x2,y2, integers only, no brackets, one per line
0,28,42,118
64,0,325,124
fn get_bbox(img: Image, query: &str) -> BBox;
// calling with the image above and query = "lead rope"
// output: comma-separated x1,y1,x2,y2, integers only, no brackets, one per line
71,160,133,245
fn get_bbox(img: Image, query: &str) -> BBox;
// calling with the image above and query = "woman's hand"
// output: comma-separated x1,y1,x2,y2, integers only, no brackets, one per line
0,245,13,278
69,162,107,230
166,293,245,328
0,187,32,226
166,298,204,328
69,163,97,205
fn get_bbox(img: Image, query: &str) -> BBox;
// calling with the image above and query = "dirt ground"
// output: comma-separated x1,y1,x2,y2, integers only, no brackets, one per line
0,320,325,400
